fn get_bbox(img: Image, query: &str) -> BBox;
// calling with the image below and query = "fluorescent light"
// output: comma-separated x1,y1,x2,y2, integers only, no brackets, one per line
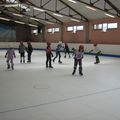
0,17,10,21
53,13,63,17
46,21,54,24
15,21,25,24
30,17,39,21
12,13,23,17
6,0,18,3
33,7,45,12
68,0,77,3
71,18,80,22
105,13,115,18
5,3,19,7
86,5,96,11
28,24,38,27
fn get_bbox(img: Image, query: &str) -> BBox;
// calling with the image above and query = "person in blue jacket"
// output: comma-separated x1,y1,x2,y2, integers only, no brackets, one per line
53,41,63,63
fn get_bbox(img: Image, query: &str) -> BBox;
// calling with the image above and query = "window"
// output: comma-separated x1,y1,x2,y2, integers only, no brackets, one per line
93,22,118,31
102,23,107,32
48,28,52,33
108,23,118,29
54,28,60,32
67,25,84,32
73,26,77,33
98,24,102,29
77,26,84,30
94,24,102,30
32,29,37,34
67,26,73,31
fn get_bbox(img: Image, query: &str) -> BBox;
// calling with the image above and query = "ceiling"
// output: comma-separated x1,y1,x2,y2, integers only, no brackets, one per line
0,0,120,26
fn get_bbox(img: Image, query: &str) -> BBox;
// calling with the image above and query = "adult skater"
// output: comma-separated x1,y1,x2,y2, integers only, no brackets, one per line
72,45,84,76
5,45,16,70
46,42,53,68
18,41,26,63
64,43,71,58
26,41,33,63
89,43,102,64
53,41,63,63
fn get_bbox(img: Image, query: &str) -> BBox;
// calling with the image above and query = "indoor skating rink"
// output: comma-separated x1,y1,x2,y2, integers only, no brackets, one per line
0,50,120,120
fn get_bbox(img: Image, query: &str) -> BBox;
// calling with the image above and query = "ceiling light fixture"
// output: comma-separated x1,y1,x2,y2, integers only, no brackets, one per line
71,18,80,22
105,13,115,18
12,13,23,17
33,7,45,12
53,13,63,17
0,17,10,21
68,0,77,3
86,5,96,11
30,17,39,21
15,20,25,24
28,24,38,27
4,3,19,7
46,21,54,24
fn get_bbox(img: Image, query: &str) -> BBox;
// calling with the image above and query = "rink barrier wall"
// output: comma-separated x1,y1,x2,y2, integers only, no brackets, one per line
0,42,120,57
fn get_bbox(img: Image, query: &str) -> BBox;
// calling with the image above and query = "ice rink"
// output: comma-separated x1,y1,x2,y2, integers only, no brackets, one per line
0,50,120,120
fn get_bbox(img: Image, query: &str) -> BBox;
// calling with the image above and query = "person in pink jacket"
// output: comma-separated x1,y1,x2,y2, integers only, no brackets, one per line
5,46,16,70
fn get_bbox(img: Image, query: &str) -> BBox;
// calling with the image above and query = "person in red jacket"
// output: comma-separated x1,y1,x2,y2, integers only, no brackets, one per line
46,42,53,68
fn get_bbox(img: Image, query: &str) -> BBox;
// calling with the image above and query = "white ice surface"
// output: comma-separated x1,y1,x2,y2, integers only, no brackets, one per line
0,50,120,120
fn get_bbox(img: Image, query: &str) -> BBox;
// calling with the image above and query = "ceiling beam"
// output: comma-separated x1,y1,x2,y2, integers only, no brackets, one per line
45,12,63,24
41,0,52,8
76,0,120,17
0,0,61,25
104,0,120,15
24,0,87,22
59,0,88,21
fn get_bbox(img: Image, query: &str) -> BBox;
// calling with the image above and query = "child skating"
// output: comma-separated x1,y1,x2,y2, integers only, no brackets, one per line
64,43,71,58
89,43,102,64
72,45,84,76
5,46,16,70
18,41,26,63
46,42,53,68
53,41,63,63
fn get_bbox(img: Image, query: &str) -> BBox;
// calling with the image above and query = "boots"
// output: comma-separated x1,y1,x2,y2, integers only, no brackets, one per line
79,67,83,76
95,56,100,64
72,67,76,75
7,64,10,69
11,65,14,70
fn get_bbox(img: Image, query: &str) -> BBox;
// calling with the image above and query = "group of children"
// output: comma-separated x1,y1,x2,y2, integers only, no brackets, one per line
5,41,101,76
5,41,33,70
45,41,102,76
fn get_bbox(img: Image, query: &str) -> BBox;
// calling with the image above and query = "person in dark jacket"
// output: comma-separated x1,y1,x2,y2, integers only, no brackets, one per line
26,41,33,63
46,42,53,68
64,43,71,58
18,41,26,63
